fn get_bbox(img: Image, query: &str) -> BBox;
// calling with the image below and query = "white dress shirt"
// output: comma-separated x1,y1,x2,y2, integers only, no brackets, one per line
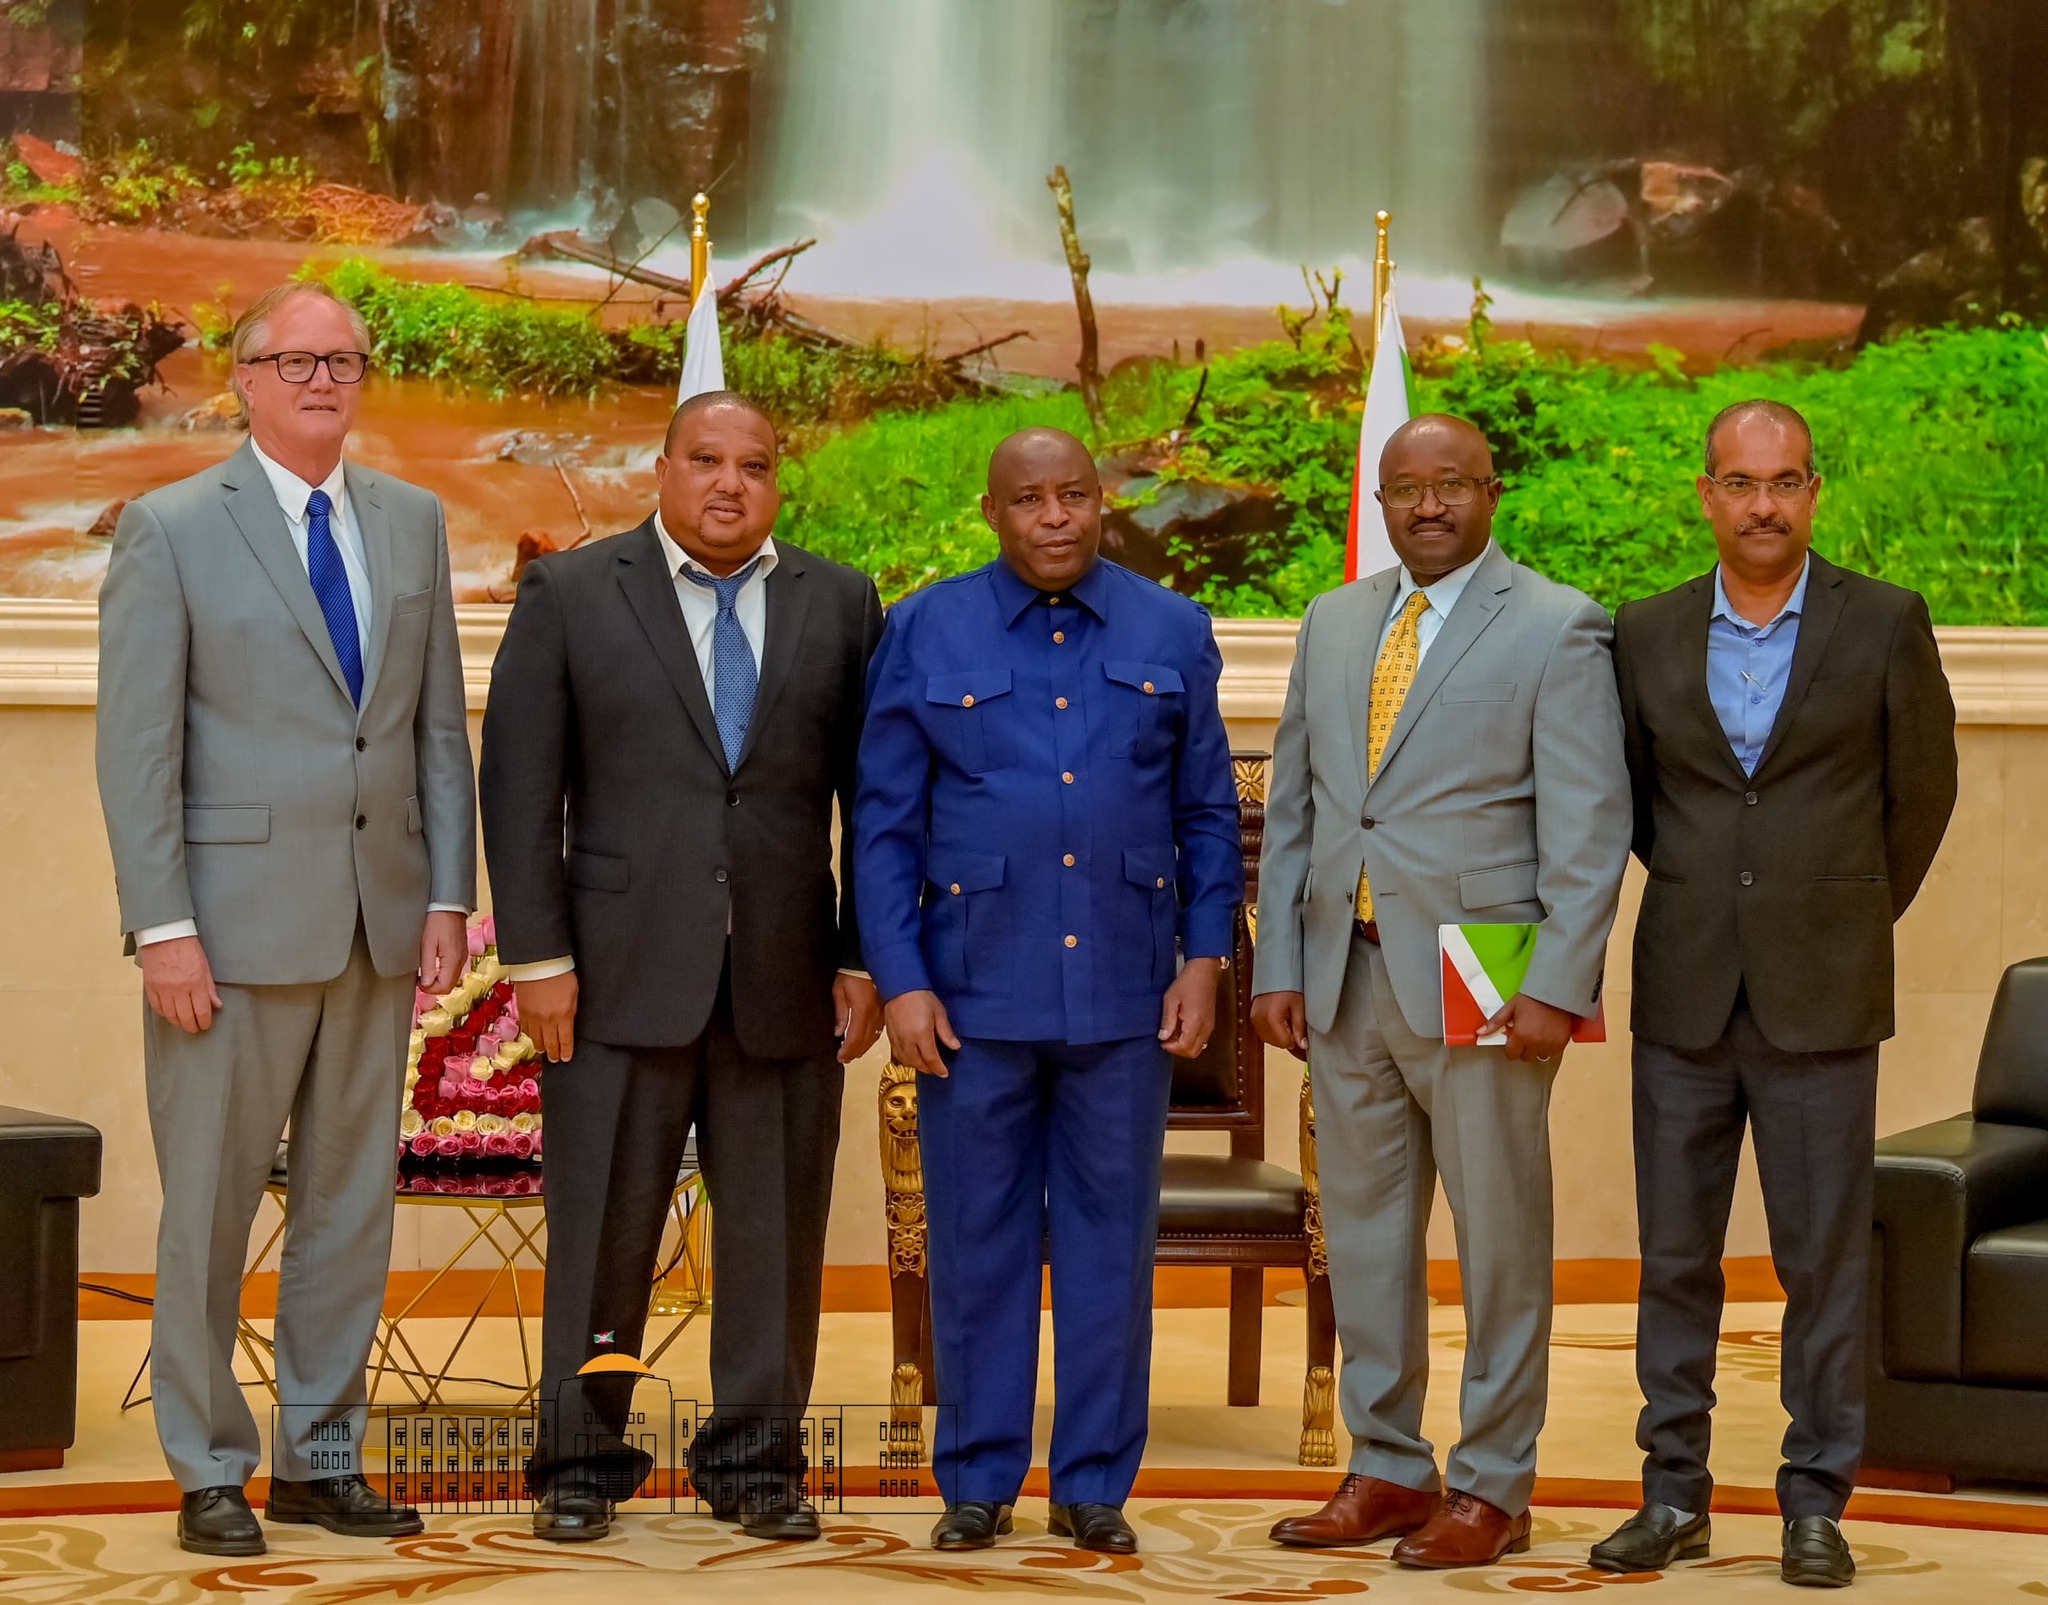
658,513,776,696
1378,540,1494,666
135,443,465,950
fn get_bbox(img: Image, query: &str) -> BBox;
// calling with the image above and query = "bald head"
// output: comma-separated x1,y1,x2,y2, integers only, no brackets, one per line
1374,412,1501,583
982,426,1104,591
664,389,778,458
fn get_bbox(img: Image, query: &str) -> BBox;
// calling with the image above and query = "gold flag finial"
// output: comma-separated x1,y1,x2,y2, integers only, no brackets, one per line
690,192,711,307
1368,210,1393,365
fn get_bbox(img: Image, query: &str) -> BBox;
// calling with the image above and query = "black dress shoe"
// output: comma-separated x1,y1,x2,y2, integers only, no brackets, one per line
532,1483,614,1542
1589,1503,1710,1572
931,1501,1014,1550
268,1474,424,1538
178,1486,265,1556
1049,1502,1138,1554
1782,1516,1854,1588
740,1499,822,1541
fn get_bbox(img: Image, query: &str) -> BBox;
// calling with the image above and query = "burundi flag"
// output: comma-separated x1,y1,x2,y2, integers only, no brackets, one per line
1344,281,1411,583
677,252,725,403
1439,923,1607,1047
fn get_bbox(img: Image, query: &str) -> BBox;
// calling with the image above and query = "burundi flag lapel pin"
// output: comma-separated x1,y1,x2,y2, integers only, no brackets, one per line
593,1331,615,1346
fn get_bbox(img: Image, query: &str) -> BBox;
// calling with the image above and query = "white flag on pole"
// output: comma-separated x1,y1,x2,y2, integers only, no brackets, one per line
677,255,725,403
1344,283,1410,582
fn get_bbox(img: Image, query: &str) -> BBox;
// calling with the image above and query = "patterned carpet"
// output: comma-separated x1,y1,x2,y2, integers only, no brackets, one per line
6,1501,2047,1602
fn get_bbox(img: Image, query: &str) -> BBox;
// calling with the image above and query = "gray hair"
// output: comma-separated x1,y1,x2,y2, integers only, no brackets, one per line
227,282,372,412
1704,398,1816,478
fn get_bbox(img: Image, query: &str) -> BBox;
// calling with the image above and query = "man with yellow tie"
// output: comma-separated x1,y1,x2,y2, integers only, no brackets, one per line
1251,415,1631,1568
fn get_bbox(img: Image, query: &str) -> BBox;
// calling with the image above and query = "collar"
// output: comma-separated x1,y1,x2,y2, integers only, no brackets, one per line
1394,539,1492,621
653,511,778,583
992,554,1111,626
249,437,346,523
1711,555,1810,634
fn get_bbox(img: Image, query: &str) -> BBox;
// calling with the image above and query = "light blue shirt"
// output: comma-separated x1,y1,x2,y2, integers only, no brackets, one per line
1707,558,1810,776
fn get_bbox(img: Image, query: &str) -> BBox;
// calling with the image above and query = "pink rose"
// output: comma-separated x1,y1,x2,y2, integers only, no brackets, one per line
484,1132,514,1157
434,1134,463,1158
458,1131,484,1155
414,988,439,1020
520,1078,540,1099
475,915,496,948
409,1133,438,1158
509,1131,535,1159
467,923,489,957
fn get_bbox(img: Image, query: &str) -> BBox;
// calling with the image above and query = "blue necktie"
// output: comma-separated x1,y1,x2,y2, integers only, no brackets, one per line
681,559,762,769
305,488,364,705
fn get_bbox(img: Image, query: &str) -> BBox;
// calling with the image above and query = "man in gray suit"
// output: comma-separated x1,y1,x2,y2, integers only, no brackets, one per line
96,282,475,1556
1253,415,1630,1568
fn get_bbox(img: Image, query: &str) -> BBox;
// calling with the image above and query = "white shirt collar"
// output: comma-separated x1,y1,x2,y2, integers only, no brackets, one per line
248,437,346,524
652,510,778,582
1394,539,1493,620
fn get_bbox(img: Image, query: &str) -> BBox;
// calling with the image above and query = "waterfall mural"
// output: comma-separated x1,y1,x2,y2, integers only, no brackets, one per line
0,0,2042,615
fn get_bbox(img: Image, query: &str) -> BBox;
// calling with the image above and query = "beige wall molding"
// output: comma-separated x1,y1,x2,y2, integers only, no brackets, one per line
6,599,2046,724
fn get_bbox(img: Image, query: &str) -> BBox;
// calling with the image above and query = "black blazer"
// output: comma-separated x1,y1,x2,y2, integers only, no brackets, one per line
1615,552,1957,1053
479,521,884,1056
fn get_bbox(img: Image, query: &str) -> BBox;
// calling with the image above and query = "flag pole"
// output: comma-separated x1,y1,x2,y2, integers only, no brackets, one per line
1368,210,1392,364
690,191,711,308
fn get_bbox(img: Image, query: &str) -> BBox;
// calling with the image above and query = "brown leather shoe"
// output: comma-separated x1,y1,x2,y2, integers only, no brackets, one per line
1268,1472,1443,1548
1391,1489,1531,1568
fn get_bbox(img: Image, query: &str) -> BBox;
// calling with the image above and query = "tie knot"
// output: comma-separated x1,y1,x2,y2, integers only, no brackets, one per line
682,557,760,610
306,488,332,521
1399,589,1430,622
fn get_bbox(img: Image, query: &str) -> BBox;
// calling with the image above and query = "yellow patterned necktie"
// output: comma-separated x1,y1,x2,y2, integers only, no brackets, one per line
1356,589,1432,922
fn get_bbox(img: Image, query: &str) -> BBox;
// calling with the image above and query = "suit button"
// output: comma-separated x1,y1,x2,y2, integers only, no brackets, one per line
355,737,367,752
1362,816,1376,829
727,791,739,806
1061,771,1074,784
1063,854,1075,867
714,868,729,884
961,694,974,707
1745,790,1758,806
355,814,367,830
1155,876,1166,888
1056,697,1068,709
950,883,961,895
1143,681,1155,694
1053,631,1066,644
1064,935,1078,948
1740,871,1754,886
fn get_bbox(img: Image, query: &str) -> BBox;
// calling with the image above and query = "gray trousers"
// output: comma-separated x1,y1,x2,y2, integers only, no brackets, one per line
143,923,412,1492
1632,990,1879,1520
1309,930,1558,1513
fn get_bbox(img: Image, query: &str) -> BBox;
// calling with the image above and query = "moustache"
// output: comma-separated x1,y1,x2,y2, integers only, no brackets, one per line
1739,519,1791,536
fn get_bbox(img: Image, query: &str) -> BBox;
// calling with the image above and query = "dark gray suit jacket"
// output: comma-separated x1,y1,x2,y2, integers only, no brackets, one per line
479,521,883,1056
1615,552,1958,1053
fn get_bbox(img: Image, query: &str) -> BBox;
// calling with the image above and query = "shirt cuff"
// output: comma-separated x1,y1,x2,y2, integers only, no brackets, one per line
134,920,199,947
1179,904,1237,961
837,968,872,981
427,903,470,916
503,956,575,983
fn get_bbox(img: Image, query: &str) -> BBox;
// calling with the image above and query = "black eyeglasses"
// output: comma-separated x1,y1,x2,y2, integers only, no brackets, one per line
1378,475,1499,509
244,350,370,384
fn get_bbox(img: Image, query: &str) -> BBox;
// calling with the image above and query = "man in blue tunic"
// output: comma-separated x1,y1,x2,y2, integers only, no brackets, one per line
856,427,1244,1555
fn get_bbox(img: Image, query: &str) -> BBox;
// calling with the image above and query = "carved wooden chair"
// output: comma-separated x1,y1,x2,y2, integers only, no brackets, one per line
879,752,1340,1466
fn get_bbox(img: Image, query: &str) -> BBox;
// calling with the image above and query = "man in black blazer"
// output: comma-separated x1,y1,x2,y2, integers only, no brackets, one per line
480,390,883,1542
1591,400,1956,1589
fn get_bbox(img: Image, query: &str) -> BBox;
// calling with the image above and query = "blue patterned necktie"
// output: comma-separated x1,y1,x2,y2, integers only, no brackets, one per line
681,558,762,768
305,488,364,705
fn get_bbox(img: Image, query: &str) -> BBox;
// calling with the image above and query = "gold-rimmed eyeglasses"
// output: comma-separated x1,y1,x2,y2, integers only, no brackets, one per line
1703,473,1814,500
1378,475,1499,509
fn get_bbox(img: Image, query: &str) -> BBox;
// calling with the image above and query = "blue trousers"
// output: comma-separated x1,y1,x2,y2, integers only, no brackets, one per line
919,1034,1173,1506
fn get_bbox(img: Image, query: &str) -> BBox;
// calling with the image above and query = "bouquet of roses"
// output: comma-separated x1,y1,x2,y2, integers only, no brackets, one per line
399,915,545,1169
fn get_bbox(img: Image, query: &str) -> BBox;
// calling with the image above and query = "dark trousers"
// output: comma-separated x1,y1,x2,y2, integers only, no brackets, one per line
1632,989,1879,1520
529,962,843,1509
920,1034,1173,1507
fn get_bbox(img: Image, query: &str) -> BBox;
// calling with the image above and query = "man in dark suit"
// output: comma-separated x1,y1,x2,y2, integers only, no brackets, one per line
1591,400,1957,1589
480,390,883,1542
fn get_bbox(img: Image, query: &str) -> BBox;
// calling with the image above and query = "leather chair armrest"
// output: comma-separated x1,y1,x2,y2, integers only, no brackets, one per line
1873,1115,2048,1379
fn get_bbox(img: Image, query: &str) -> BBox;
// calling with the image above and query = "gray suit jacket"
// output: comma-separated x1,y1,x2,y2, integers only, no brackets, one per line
96,439,475,985
1253,544,1631,1038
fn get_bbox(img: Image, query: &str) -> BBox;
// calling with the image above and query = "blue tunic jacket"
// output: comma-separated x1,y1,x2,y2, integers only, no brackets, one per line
854,556,1244,1044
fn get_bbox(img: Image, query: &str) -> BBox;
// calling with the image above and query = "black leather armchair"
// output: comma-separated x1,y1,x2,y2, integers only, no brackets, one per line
1867,957,2048,1485
0,1105,103,1471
